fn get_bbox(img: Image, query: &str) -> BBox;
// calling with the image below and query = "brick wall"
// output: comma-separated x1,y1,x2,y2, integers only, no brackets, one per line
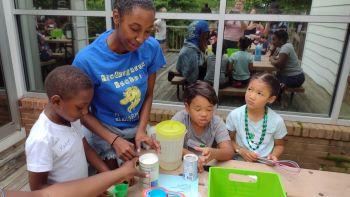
19,97,350,173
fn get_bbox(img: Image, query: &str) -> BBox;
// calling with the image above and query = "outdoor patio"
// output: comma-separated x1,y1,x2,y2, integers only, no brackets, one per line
154,52,350,116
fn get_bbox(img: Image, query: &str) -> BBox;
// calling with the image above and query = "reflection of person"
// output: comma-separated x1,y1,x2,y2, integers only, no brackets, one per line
204,42,230,88
244,8,264,36
265,2,288,42
201,3,212,13
154,7,167,55
269,30,305,88
37,32,52,61
176,20,209,84
44,17,57,36
25,66,109,191
172,81,234,173
3,158,146,197
73,0,165,170
226,72,287,162
228,36,253,88
223,0,247,53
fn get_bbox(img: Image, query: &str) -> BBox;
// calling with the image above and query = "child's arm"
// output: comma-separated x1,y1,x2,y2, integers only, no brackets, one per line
195,140,234,163
28,171,49,190
268,139,285,161
83,138,110,173
248,62,253,72
4,158,146,197
229,131,259,162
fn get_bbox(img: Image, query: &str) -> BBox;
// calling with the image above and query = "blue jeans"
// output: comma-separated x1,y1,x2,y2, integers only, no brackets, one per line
277,73,305,88
83,123,138,160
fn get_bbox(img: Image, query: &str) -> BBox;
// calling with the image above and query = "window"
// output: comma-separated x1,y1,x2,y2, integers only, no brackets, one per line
340,71,350,119
17,15,106,92
15,0,105,11
11,0,350,124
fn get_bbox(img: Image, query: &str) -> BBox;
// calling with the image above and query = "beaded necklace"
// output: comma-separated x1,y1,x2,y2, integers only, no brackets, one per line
244,106,268,151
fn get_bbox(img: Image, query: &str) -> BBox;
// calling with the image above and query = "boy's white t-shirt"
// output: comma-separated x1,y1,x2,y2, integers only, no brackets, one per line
226,105,287,157
154,19,166,40
25,112,88,184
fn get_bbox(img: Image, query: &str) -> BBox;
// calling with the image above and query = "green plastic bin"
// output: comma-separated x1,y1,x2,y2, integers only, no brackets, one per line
208,167,286,197
227,48,239,57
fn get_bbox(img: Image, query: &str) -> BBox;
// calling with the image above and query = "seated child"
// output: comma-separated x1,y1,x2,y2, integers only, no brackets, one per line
204,42,230,89
25,66,110,190
226,72,287,162
172,81,234,172
228,36,253,88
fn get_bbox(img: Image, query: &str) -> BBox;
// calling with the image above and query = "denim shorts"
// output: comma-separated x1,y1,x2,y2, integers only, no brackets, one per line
83,123,138,160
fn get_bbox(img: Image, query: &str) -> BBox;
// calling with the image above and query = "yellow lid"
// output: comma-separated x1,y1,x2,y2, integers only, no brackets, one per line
155,120,186,140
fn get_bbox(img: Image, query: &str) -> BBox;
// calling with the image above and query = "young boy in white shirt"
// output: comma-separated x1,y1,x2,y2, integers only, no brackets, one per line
25,66,109,190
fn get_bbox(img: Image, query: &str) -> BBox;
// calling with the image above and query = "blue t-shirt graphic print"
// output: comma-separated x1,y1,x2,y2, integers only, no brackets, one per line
73,30,166,129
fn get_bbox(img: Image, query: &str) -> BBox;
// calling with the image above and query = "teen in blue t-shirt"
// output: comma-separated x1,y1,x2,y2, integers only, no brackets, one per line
73,0,165,169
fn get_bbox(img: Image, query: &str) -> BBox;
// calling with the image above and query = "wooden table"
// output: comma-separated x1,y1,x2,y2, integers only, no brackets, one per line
127,160,350,197
44,37,73,60
252,55,277,72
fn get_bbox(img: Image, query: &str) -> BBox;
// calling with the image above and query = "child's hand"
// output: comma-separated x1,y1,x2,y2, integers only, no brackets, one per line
121,157,148,180
197,159,205,173
238,148,258,162
194,147,213,164
267,154,278,162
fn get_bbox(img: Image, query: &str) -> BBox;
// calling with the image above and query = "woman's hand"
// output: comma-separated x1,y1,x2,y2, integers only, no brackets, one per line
111,137,136,161
120,157,148,182
238,148,258,162
135,131,160,153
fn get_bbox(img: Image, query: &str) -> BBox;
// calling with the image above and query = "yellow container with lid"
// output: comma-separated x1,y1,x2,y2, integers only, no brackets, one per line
155,120,186,170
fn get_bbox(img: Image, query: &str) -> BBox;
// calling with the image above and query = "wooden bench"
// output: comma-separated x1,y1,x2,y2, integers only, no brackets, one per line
218,86,247,97
284,86,305,104
170,74,186,100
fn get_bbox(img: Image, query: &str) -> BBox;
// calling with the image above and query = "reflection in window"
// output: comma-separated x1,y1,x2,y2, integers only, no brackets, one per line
153,0,220,13
15,0,105,11
226,0,312,15
17,15,106,92
218,20,348,116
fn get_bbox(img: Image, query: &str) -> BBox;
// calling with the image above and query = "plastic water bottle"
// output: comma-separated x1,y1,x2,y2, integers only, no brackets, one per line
254,44,262,61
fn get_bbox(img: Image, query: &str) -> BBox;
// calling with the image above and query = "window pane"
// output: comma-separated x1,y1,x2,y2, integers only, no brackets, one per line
218,20,348,116
15,0,105,11
110,0,221,13
153,0,220,13
340,72,350,119
17,15,106,92
226,0,349,16
153,19,217,103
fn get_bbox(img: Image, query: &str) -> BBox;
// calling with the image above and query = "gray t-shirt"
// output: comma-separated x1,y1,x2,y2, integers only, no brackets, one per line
278,43,303,76
204,54,229,85
228,51,253,81
172,110,231,154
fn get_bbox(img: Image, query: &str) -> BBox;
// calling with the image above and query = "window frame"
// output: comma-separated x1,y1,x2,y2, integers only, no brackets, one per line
6,0,350,126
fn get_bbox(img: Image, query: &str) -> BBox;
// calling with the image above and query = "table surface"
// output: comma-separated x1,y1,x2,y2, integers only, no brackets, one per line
252,55,277,72
127,159,350,197
44,37,72,43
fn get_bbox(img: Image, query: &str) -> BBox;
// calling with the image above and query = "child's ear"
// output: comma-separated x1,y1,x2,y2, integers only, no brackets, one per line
50,95,62,106
112,9,120,28
184,103,190,112
268,95,277,104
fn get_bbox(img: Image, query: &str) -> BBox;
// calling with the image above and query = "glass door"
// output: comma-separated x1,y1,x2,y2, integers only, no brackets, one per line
0,53,15,139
